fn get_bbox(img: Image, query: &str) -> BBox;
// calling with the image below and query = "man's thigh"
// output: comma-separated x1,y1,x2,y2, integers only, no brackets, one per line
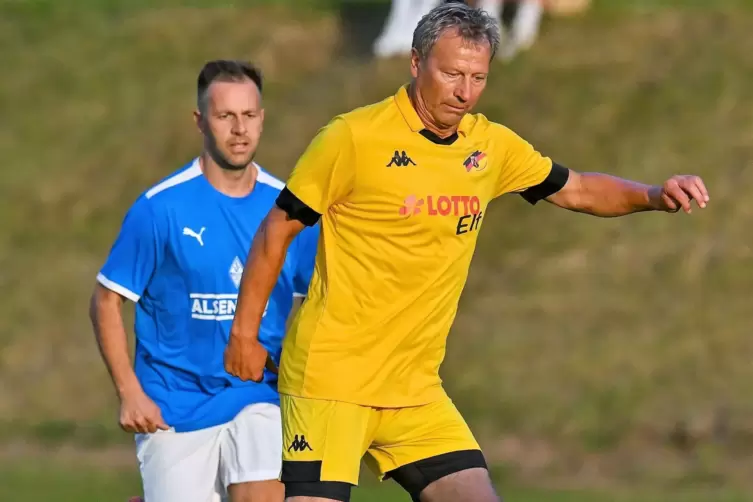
136,426,223,502
419,467,499,502
227,480,284,502
280,394,377,502
367,398,493,502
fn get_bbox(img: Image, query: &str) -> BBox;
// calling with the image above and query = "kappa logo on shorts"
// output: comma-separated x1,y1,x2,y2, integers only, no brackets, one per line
288,434,313,452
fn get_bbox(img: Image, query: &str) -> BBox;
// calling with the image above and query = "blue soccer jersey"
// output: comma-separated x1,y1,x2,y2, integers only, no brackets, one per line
97,158,318,432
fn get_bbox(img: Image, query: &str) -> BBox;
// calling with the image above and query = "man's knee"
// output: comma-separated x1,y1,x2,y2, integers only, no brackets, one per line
228,480,284,502
386,450,498,502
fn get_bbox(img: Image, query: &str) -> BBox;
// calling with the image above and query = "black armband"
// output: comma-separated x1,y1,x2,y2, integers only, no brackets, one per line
275,187,321,227
519,162,570,205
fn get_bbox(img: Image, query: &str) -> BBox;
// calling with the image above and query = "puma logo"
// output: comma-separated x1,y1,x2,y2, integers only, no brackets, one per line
183,227,206,246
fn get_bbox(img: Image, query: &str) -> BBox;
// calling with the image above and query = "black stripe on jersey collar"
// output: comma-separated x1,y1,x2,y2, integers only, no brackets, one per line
419,129,459,145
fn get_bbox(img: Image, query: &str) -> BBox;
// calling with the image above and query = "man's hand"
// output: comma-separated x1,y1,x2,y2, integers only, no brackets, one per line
224,334,270,382
651,175,709,214
119,388,168,434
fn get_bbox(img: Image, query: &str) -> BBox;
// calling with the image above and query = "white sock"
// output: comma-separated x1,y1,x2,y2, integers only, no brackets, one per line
374,0,416,57
477,0,503,22
511,0,543,50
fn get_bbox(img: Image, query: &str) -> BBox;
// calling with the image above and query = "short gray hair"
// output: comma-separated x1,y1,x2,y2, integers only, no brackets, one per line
412,1,500,61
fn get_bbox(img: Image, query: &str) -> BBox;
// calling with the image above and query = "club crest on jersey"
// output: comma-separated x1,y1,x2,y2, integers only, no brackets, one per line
463,150,487,172
229,256,244,289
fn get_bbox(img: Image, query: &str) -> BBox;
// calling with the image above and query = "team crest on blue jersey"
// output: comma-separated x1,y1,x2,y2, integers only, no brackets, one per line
229,257,244,289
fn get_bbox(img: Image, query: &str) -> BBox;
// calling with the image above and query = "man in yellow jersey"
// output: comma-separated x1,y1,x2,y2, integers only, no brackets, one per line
225,2,709,501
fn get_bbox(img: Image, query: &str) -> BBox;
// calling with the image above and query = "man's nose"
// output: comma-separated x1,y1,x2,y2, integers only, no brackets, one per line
454,79,471,104
231,117,247,134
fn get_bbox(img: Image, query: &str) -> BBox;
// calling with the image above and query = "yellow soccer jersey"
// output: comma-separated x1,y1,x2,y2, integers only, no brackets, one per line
279,85,557,407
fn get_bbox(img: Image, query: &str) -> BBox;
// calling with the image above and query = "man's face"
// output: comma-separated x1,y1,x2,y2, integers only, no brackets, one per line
196,78,264,170
411,30,491,129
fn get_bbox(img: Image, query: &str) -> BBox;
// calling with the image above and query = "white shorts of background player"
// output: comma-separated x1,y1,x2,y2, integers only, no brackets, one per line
136,402,281,502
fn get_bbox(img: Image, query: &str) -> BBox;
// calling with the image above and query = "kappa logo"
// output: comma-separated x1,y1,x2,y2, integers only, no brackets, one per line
463,150,487,172
287,434,313,452
386,150,416,167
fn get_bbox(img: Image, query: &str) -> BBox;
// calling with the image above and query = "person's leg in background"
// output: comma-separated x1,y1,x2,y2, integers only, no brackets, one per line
504,0,593,61
373,0,413,57
373,0,441,58
488,0,543,61
477,0,503,26
508,0,544,54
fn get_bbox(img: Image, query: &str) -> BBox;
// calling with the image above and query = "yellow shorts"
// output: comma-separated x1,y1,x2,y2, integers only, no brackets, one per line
280,393,482,487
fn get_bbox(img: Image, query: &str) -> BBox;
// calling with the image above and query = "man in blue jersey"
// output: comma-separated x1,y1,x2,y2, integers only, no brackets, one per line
89,60,318,502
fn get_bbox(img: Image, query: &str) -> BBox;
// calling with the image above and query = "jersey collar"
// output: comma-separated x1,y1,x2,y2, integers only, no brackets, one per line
394,84,474,137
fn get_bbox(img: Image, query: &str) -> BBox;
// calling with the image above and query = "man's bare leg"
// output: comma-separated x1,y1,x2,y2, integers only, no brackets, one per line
228,480,284,502
286,498,341,502
419,467,500,502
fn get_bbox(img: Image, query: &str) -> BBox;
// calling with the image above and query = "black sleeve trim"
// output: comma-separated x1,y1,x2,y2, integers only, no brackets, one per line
275,187,321,227
519,162,570,205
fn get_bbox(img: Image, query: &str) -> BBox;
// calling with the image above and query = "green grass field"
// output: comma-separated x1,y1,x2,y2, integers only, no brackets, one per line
0,461,749,502
4,0,753,498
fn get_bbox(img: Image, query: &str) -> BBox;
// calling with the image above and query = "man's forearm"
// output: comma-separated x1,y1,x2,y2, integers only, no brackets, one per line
231,213,294,340
567,172,659,217
89,290,141,398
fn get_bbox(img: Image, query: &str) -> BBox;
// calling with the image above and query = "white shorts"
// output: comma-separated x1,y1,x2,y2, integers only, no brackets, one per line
135,402,282,502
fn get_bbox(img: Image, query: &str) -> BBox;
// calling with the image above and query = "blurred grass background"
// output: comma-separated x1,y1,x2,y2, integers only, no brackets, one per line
2,0,753,499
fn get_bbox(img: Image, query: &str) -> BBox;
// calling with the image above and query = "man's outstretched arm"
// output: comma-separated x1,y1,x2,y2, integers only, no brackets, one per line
225,205,306,382
544,169,709,217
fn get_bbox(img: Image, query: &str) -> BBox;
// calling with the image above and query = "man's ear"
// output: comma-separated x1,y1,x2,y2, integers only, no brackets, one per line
193,110,205,134
410,48,421,79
